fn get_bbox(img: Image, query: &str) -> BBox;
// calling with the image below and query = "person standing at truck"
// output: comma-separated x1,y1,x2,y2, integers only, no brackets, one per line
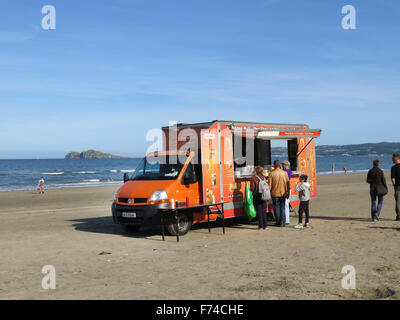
294,174,311,229
391,153,400,221
282,160,292,225
250,166,269,230
269,160,290,227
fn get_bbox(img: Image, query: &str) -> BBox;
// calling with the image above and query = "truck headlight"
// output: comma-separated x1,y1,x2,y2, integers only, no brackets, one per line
148,190,168,204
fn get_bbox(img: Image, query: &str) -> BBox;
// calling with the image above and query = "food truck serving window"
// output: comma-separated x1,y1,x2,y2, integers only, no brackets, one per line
232,133,299,173
232,134,273,169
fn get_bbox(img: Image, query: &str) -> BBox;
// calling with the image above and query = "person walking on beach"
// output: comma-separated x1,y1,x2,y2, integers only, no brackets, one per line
367,159,388,221
250,166,270,230
391,153,400,221
282,160,292,225
294,174,311,229
269,160,290,227
37,177,45,194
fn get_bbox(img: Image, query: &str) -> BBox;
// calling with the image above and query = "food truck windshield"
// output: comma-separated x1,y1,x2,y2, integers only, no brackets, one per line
131,156,184,180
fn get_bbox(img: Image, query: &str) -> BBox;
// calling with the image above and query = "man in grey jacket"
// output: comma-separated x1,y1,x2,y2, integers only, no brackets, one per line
294,174,311,229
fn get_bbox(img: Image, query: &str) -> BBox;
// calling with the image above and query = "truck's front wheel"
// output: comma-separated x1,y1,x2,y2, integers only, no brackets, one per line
167,213,192,236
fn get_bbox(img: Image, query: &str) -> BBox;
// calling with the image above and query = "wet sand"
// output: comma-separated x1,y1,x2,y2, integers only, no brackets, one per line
0,173,399,299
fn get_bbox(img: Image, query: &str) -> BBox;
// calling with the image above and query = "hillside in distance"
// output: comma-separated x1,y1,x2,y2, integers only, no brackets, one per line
65,150,125,159
272,142,400,156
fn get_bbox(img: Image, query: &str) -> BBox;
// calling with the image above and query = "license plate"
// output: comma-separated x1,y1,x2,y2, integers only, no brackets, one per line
121,212,136,218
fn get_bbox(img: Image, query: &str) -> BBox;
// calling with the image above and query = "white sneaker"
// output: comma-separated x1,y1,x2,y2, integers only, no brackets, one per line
294,224,303,229
304,223,310,227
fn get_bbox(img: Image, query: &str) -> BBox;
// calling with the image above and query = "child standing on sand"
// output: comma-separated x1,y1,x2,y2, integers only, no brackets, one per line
37,177,45,194
294,174,311,229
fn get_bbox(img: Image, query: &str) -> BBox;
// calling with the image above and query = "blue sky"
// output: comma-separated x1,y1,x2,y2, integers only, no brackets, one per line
0,0,399,158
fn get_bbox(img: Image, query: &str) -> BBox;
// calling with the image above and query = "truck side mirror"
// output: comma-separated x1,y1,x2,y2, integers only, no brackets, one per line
123,172,129,183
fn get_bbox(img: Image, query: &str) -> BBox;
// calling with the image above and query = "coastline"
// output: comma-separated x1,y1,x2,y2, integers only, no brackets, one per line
0,155,395,192
0,170,388,193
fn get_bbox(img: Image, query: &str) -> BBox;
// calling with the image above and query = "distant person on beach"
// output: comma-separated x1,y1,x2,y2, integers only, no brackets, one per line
250,166,270,230
269,160,290,227
282,160,292,225
294,174,311,229
367,159,388,221
343,166,347,174
37,177,45,194
332,164,335,175
391,153,400,221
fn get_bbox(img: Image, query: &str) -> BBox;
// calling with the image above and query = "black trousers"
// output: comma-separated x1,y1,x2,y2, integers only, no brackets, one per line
298,201,310,224
254,200,267,228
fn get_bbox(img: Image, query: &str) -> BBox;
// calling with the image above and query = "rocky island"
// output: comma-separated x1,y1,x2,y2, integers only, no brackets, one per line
65,150,125,159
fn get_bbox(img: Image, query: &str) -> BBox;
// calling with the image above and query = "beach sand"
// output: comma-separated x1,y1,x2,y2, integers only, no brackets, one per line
0,173,399,300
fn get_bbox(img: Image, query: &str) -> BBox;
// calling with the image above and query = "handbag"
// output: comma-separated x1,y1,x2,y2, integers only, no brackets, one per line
244,182,257,220
376,184,388,197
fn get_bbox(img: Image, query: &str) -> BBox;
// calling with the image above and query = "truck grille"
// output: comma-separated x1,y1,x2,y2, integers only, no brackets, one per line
134,198,147,204
118,198,147,204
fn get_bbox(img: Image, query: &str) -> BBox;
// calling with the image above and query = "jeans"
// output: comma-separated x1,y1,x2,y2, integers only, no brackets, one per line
298,201,309,224
254,200,267,228
272,197,286,226
370,189,384,220
284,198,290,224
395,186,400,219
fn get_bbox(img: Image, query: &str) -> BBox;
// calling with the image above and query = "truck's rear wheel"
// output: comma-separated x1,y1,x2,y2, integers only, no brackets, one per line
167,213,192,236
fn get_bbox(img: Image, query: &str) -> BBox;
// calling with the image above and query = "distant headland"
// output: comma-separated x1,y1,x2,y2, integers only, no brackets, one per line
65,150,126,159
273,142,400,157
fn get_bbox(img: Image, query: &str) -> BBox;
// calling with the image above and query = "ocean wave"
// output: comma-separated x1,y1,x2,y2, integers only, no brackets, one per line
40,172,64,175
72,171,97,174
0,180,123,192
317,169,369,176
80,179,101,182
108,169,118,173
120,169,135,173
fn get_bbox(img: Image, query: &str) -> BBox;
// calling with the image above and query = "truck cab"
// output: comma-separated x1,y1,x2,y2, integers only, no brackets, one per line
112,150,200,235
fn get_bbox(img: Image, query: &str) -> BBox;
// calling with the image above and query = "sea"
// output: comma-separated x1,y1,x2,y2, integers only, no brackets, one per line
0,156,395,192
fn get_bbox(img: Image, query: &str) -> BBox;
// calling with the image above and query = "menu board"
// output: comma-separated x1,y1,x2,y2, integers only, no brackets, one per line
307,138,317,197
201,123,221,204
220,124,236,204
298,137,317,197
298,137,308,175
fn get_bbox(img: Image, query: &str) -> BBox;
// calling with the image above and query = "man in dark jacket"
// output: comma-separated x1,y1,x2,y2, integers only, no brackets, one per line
367,159,388,221
391,153,400,221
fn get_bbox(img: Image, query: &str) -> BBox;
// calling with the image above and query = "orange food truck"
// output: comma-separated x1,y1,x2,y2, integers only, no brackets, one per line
112,120,321,235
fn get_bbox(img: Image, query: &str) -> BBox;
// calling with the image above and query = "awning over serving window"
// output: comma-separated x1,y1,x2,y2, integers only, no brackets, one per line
257,129,321,139
231,129,321,139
